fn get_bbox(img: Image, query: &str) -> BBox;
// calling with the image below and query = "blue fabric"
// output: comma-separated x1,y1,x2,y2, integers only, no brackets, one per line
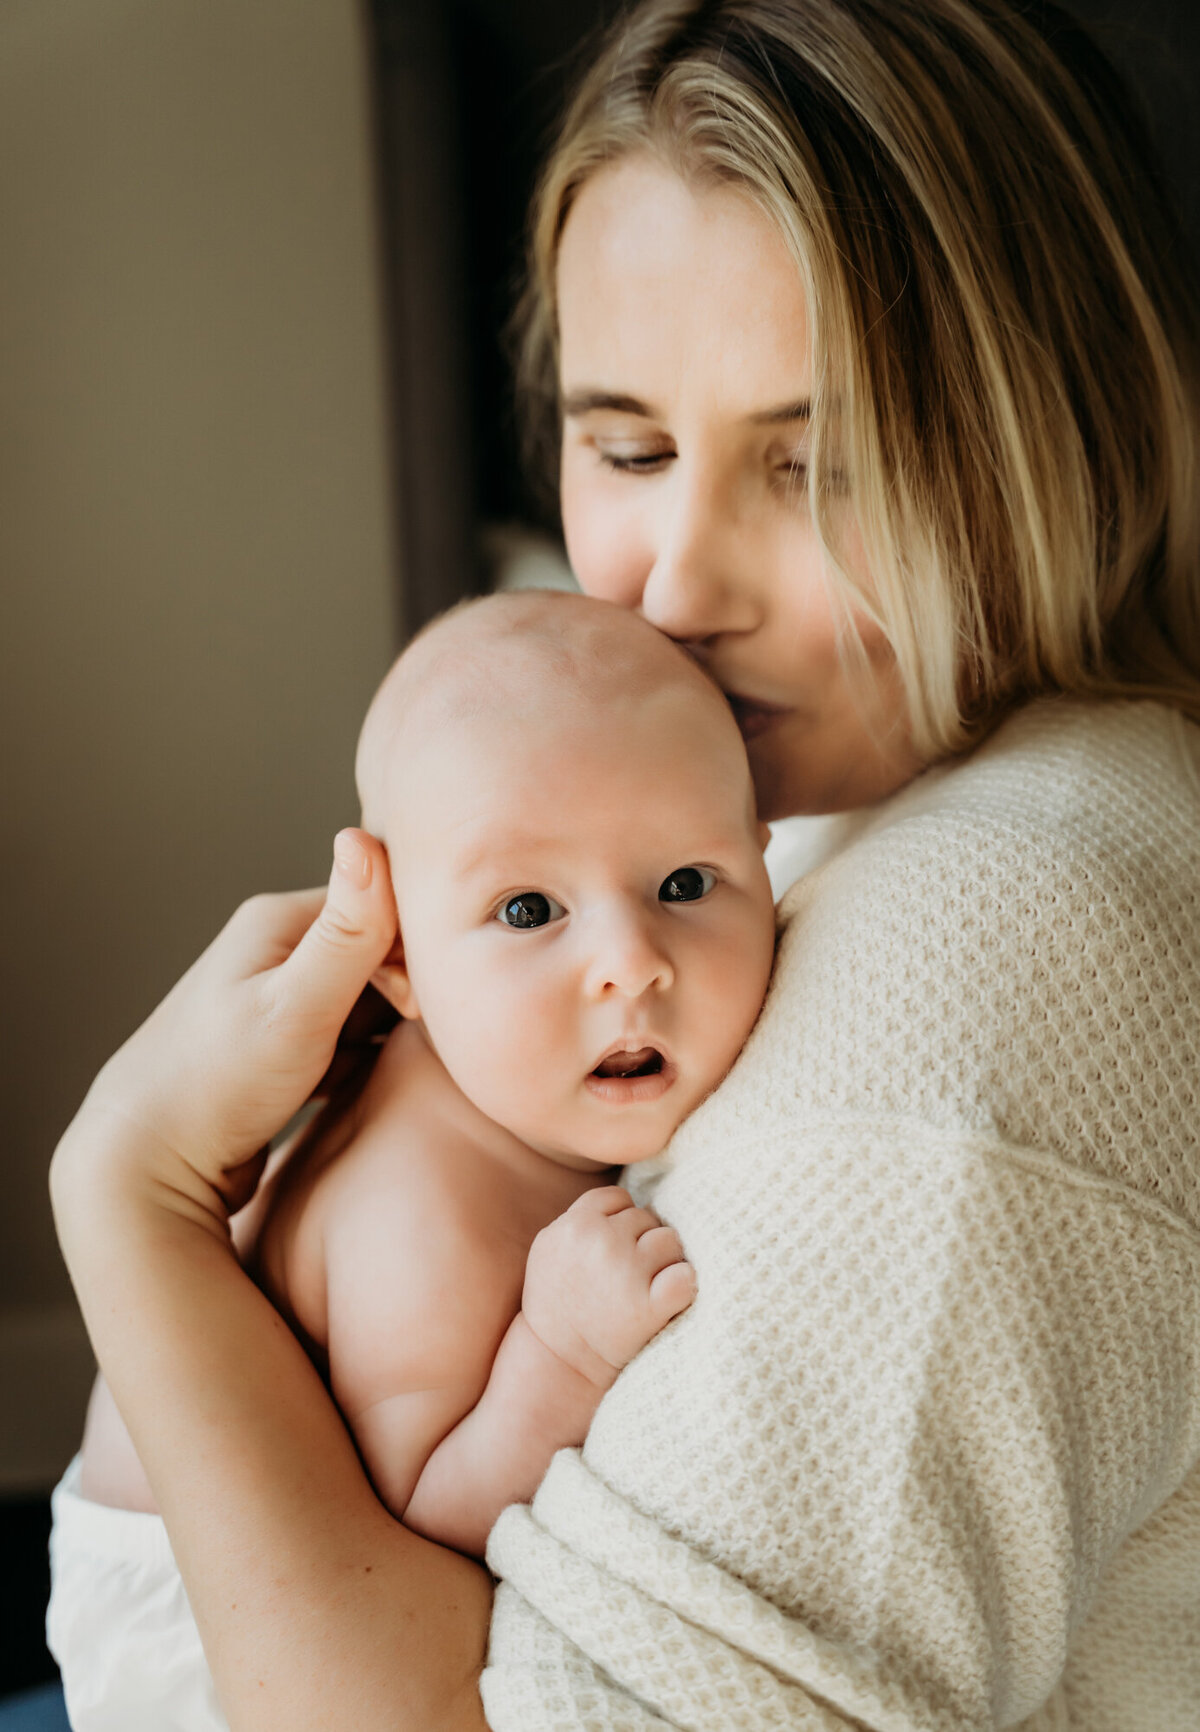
0,1684,69,1731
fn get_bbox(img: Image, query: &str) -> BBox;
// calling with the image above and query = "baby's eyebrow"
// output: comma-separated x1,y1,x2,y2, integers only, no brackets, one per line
452,834,553,885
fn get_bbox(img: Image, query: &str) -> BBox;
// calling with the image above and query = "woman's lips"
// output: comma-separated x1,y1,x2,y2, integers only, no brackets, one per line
725,692,789,742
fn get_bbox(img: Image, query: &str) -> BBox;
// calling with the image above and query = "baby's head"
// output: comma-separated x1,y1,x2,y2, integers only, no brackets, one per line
357,591,776,1168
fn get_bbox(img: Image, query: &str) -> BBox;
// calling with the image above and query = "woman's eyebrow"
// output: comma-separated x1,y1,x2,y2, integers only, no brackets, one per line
751,399,812,425
560,388,812,424
561,388,656,418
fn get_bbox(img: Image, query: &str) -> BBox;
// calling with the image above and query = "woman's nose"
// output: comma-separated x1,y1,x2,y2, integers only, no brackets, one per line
583,909,675,1001
639,463,760,642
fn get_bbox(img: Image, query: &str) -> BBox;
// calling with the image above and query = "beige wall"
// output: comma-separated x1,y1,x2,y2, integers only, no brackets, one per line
0,0,397,1481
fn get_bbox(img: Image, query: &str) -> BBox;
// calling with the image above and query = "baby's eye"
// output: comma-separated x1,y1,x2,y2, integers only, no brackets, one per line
496,891,566,929
658,866,717,903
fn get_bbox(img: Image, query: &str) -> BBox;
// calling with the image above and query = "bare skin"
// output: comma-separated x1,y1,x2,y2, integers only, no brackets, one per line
80,1025,688,1556
52,836,495,1731
75,600,770,1573
51,168,921,1730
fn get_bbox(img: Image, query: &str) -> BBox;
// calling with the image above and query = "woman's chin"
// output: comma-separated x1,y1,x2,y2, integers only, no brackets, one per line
747,725,923,818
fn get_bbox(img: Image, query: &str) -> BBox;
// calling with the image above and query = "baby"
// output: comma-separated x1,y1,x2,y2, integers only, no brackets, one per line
51,592,776,1724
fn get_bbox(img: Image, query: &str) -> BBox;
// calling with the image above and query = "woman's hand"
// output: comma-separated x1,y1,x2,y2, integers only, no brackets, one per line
53,827,397,1227
49,829,491,1732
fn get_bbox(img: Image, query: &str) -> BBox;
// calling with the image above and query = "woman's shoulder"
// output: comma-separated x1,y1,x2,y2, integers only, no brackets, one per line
835,694,1192,867
687,699,1200,1218
910,693,1195,834
777,696,1198,942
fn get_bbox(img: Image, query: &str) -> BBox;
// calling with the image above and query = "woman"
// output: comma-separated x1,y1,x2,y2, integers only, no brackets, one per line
44,0,1200,1727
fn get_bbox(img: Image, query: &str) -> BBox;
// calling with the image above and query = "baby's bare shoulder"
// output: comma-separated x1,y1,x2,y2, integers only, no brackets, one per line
321,1121,520,1280
318,1119,530,1404
297,1026,534,1277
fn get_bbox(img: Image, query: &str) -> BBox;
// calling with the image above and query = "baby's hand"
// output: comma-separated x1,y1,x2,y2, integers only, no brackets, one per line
521,1186,696,1392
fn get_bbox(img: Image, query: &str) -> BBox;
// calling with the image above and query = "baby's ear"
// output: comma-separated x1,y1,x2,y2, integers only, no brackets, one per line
370,933,420,1020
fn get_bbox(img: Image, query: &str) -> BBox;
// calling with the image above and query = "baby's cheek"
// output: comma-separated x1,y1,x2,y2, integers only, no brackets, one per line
448,1024,550,1138
706,941,772,1079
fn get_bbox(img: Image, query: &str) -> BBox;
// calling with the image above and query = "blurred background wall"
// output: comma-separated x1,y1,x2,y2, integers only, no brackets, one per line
0,0,399,1490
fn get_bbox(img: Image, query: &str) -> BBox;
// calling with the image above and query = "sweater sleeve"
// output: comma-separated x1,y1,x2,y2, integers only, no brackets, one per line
482,703,1200,1732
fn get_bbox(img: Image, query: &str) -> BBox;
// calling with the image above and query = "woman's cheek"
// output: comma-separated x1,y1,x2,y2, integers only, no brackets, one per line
562,471,647,607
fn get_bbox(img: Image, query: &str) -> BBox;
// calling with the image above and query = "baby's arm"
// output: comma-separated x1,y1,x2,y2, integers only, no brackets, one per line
321,1173,526,1527
401,1187,695,1557
82,1173,693,1557
78,1371,160,1511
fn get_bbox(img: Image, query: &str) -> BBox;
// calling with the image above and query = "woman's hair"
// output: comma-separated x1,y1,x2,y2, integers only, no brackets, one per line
515,0,1200,757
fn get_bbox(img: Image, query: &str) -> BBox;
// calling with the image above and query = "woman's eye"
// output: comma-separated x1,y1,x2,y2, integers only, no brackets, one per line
774,455,809,495
596,448,673,475
659,866,717,903
496,892,566,929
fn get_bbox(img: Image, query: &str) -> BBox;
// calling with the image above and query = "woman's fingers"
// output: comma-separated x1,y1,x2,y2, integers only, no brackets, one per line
224,887,327,974
60,830,400,1214
270,831,396,1029
312,986,399,1099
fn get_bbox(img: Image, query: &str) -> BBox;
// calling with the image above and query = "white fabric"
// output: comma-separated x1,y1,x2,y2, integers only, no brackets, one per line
482,698,1200,1731
46,1456,228,1732
762,814,843,898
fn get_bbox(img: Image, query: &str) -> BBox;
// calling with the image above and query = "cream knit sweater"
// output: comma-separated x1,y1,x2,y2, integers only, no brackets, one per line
482,698,1200,1732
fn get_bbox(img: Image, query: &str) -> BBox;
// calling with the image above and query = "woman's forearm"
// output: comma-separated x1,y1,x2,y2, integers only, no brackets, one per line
52,1117,492,1732
48,843,492,1728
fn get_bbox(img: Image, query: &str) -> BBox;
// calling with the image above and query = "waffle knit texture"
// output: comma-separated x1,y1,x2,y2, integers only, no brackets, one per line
483,698,1200,1731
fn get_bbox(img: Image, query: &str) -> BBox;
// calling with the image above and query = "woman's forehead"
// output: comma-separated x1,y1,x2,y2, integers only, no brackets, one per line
556,155,813,412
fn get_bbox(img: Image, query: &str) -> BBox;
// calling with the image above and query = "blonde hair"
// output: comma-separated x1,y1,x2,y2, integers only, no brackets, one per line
515,0,1200,757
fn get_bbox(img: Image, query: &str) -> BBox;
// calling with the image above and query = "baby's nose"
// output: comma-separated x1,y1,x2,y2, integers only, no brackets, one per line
583,911,674,1000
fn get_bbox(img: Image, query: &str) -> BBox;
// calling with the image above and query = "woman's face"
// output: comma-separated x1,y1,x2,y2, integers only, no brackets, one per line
556,155,924,818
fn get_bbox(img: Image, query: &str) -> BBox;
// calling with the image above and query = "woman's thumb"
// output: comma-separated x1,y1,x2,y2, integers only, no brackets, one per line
283,829,396,1024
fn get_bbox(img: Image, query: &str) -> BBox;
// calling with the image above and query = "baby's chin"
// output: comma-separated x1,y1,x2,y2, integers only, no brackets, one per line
527,1115,693,1173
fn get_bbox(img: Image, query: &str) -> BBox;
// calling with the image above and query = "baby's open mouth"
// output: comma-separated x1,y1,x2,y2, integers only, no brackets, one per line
585,1045,674,1104
590,1047,664,1079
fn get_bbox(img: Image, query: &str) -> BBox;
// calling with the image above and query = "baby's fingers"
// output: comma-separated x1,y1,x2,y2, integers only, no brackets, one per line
636,1223,687,1275
648,1258,697,1322
613,1205,666,1244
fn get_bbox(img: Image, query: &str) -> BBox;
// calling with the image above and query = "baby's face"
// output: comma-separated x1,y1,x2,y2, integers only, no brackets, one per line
382,672,776,1169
